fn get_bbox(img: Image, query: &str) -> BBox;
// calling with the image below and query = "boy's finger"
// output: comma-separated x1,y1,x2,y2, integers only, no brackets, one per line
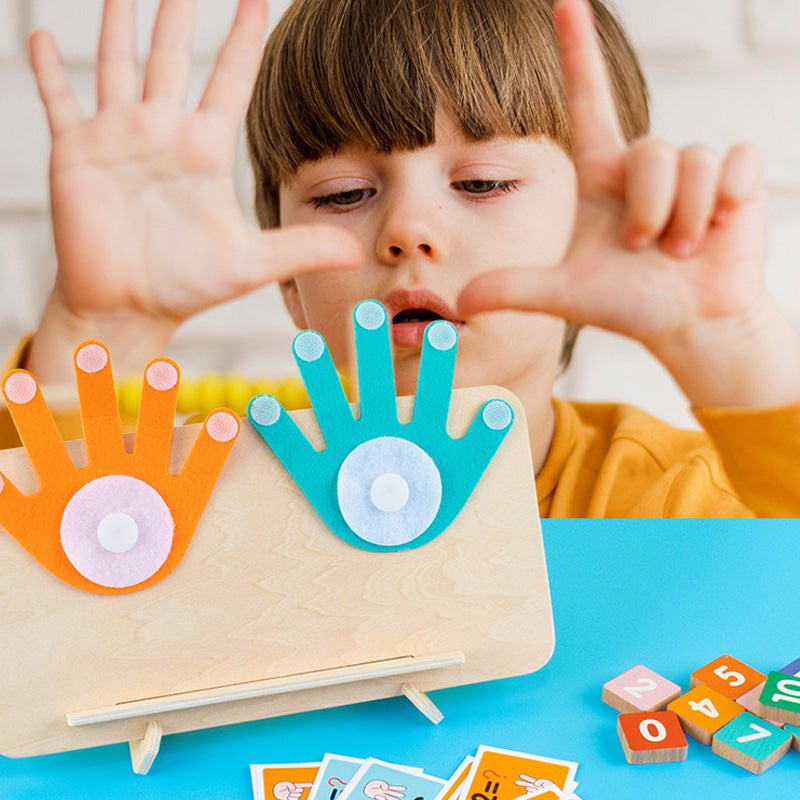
143,0,195,105
28,30,84,134
97,0,138,109
554,0,626,174
241,225,363,288
199,0,268,119
456,267,572,321
714,143,764,222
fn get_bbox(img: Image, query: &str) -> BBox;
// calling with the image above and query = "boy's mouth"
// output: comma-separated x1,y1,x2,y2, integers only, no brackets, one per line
382,289,463,350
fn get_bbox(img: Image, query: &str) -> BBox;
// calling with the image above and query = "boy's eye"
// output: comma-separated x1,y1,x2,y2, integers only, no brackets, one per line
453,179,520,195
311,188,375,209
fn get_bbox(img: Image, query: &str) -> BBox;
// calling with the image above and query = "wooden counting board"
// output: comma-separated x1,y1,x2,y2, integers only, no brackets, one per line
0,387,553,768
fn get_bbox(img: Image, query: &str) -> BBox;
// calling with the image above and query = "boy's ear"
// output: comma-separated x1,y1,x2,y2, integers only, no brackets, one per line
279,278,309,330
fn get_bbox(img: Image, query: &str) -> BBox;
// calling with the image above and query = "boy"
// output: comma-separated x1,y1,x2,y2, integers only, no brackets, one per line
7,0,800,516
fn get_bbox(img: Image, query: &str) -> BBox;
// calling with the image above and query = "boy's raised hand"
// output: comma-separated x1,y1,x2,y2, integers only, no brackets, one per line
458,0,800,409
27,0,361,382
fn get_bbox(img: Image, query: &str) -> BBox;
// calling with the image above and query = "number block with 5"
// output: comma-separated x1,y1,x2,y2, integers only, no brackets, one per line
690,655,765,700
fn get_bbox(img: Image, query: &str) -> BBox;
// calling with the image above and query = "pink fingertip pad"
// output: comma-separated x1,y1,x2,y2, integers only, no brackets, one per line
4,373,37,405
0,474,4,494
206,411,240,443
146,360,178,391
75,343,109,374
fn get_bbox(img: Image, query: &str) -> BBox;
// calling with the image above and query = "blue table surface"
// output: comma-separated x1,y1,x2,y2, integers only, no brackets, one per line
2,519,799,799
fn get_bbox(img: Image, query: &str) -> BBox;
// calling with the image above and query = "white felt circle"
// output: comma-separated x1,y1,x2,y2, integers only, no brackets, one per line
61,475,174,588
337,436,441,547
250,395,281,426
355,301,385,330
482,400,513,431
427,321,457,351
97,512,139,553
75,343,108,373
370,473,410,512
294,331,325,362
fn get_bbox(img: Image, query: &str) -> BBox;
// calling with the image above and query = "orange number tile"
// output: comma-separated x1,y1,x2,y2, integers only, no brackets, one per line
617,711,688,764
690,655,765,700
668,685,744,745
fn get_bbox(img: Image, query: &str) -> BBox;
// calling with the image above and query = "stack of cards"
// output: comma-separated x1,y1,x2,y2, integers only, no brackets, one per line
251,745,581,800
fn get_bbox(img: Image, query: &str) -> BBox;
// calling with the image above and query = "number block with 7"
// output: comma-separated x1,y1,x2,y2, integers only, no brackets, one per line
690,655,765,700
602,665,682,714
668,685,744,745
712,712,792,774
757,672,800,725
617,711,688,764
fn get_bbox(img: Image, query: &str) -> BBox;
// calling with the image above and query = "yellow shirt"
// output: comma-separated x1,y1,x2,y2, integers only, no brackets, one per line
3,338,798,518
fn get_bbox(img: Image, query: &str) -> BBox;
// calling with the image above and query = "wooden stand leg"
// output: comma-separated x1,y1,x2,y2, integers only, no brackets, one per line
129,721,162,775
401,683,444,724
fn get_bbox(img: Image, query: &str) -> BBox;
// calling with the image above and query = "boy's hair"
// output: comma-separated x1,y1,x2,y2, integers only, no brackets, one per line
246,0,650,367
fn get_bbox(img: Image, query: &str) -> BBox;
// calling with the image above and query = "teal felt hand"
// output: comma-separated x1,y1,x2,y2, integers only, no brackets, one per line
247,300,513,551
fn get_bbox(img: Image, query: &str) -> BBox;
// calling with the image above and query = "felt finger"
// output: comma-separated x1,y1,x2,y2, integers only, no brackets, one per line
248,394,319,473
0,472,30,533
352,300,397,425
198,0,268,118
143,0,195,104
412,321,457,428
97,0,138,109
662,145,721,257
291,330,354,447
714,143,764,223
554,0,626,172
74,342,126,467
28,30,84,135
622,139,678,249
2,371,74,480
457,266,572,321
133,358,180,467
239,225,362,291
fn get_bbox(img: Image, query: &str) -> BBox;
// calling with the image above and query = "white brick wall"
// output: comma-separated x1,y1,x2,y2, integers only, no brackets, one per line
1,0,798,428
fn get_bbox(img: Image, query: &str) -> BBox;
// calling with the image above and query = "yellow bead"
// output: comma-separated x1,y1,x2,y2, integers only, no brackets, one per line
177,378,201,415
197,375,226,414
117,378,143,421
280,377,310,410
225,375,254,416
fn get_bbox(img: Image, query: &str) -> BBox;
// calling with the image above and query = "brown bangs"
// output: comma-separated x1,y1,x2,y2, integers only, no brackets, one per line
246,0,649,228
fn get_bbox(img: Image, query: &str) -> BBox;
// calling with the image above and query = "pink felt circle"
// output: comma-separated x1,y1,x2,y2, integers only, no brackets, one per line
60,475,174,589
146,361,178,391
4,373,37,405
206,411,239,443
75,343,108,373
0,475,4,494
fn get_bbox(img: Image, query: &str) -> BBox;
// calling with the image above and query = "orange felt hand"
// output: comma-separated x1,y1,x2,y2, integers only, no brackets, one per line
0,342,240,594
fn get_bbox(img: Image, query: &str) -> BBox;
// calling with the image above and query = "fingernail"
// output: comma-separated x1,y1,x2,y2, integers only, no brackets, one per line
671,239,695,258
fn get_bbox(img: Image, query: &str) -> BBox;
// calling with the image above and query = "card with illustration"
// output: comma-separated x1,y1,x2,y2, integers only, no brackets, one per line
250,762,321,800
337,758,446,800
307,754,365,800
463,746,580,800
433,756,474,800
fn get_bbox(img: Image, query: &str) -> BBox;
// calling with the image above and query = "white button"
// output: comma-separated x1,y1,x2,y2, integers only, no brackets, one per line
97,512,140,553
370,472,410,513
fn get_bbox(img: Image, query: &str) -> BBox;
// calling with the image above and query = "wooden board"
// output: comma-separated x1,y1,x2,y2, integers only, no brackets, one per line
0,386,553,758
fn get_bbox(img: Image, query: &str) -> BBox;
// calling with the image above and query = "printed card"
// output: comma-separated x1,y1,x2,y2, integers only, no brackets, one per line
337,758,447,800
462,746,580,800
433,756,474,800
251,762,320,800
307,755,365,800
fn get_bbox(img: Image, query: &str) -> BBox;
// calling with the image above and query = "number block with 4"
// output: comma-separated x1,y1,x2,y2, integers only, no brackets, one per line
711,712,792,774
668,685,744,745
757,672,800,726
690,655,765,700
617,711,688,764
602,665,682,714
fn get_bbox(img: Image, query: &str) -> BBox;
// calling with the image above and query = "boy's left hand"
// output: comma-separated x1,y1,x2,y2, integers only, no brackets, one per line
457,0,800,409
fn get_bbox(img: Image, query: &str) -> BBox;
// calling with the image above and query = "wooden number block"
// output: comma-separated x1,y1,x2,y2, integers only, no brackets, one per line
711,712,792,774
785,724,800,752
737,683,784,728
779,657,800,677
602,665,682,713
667,685,744,745
690,655,765,700
757,672,800,725
617,711,688,764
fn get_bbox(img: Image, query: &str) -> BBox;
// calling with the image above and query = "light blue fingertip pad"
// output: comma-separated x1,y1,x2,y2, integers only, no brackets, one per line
247,300,514,552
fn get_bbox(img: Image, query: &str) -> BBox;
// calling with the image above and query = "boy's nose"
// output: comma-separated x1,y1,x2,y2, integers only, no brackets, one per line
375,198,446,265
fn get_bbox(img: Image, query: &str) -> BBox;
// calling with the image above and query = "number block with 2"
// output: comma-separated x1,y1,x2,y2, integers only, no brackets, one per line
712,712,792,774
617,711,688,764
602,665,682,713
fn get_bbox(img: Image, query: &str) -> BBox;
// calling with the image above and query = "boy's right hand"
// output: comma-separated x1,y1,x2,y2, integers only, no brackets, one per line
26,0,361,383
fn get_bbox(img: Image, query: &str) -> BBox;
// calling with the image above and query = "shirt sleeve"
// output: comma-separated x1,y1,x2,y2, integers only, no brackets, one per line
694,403,800,517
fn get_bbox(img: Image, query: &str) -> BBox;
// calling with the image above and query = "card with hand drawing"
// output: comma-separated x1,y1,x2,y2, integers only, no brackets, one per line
433,755,474,800
250,762,320,800
337,758,447,800
307,754,365,800
462,746,579,800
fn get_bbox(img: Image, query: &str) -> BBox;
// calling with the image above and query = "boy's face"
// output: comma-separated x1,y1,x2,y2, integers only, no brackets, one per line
278,112,577,399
